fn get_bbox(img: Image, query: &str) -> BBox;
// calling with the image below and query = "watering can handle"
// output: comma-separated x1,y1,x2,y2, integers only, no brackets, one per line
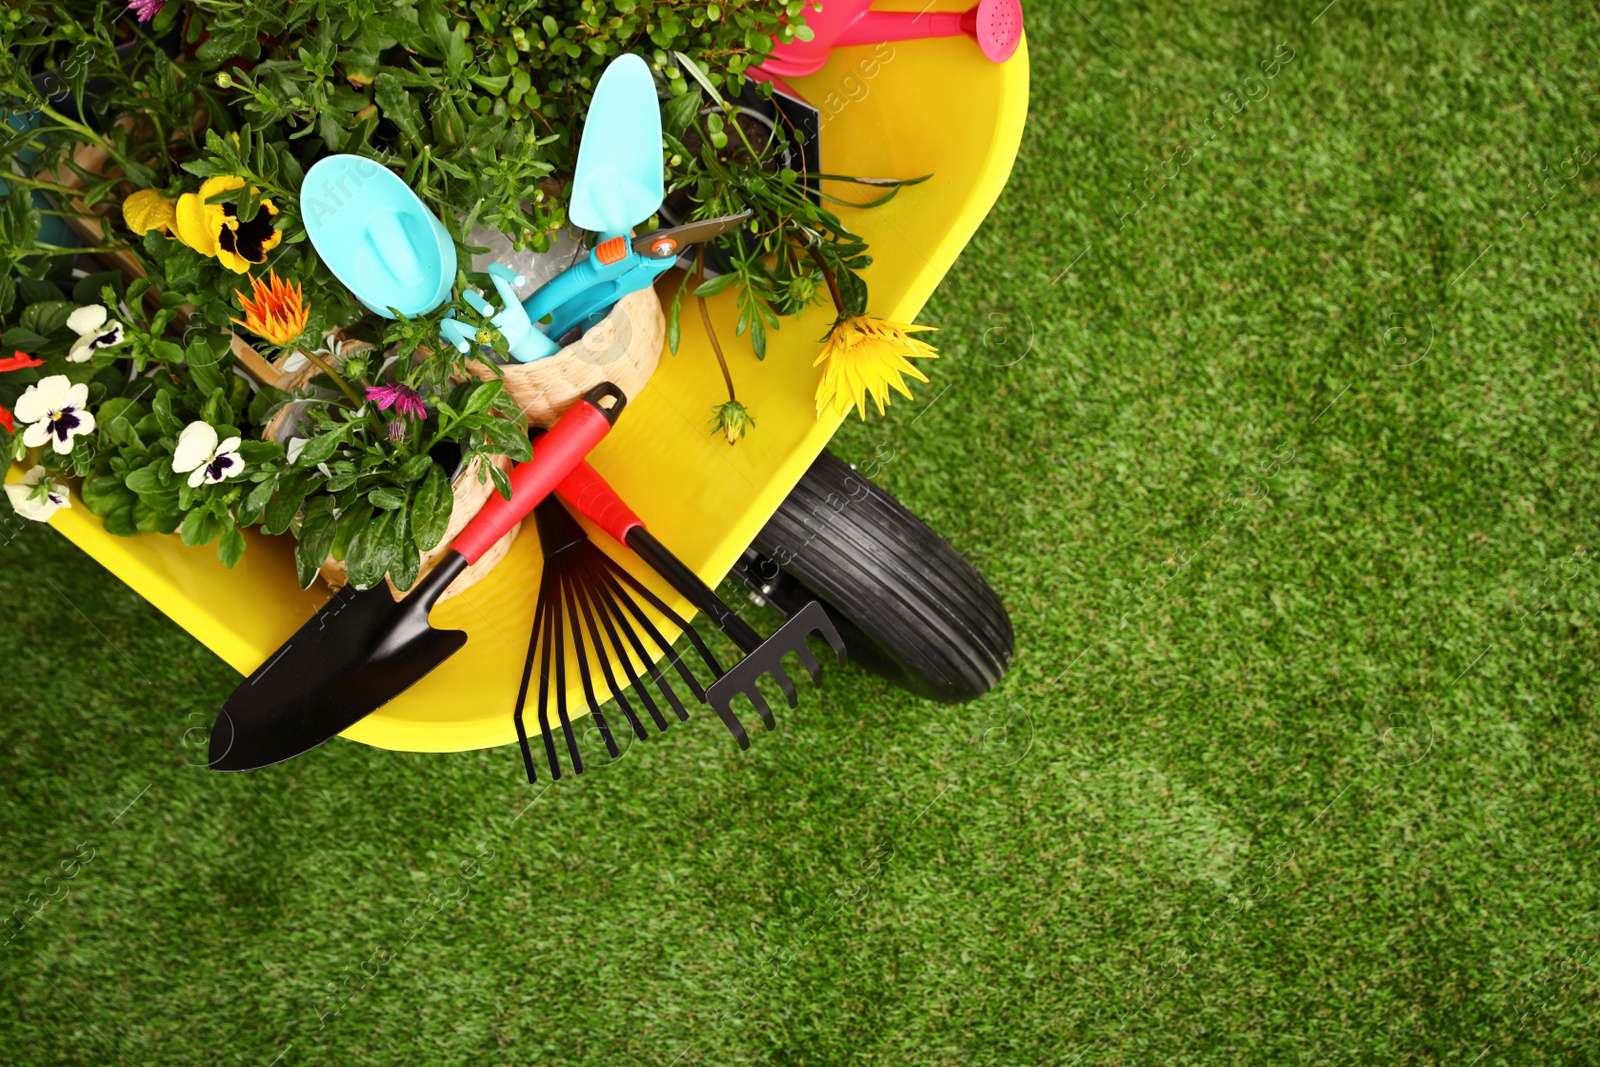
834,8,966,44
450,383,627,564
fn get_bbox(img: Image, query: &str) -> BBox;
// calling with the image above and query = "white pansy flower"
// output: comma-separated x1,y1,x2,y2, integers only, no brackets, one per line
15,375,96,454
172,421,245,488
4,464,70,522
66,304,126,363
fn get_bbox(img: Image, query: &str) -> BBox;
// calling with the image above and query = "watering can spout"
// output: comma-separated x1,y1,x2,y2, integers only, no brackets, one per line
833,0,1022,63
836,8,963,43
771,0,1023,74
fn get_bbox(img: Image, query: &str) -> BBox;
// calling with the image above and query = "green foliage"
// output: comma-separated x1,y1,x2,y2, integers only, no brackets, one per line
0,0,822,587
276,349,529,590
2,0,805,251
664,91,921,358
9,3,1600,1064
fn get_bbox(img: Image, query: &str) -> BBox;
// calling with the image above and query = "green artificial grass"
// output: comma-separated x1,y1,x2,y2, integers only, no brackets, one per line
5,1,1600,1062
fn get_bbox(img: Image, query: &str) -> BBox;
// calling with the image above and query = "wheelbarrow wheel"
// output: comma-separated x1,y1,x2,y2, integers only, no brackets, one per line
731,449,1013,703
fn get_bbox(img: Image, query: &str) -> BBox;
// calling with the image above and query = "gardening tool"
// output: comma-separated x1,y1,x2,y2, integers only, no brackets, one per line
440,54,752,362
761,0,1024,79
439,213,752,361
512,492,727,782
207,383,628,772
301,154,457,318
554,459,847,749
528,210,756,336
526,49,665,344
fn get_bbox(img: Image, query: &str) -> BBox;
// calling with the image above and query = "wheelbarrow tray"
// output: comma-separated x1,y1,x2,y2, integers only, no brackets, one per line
8,17,1029,753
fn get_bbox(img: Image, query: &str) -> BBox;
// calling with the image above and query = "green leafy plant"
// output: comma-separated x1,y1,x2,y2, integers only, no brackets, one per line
0,0,933,591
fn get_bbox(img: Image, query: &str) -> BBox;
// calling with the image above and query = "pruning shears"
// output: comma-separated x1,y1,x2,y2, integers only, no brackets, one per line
440,212,751,362
526,211,753,340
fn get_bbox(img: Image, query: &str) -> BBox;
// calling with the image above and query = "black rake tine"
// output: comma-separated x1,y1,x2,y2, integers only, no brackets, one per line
603,556,727,681
538,573,562,780
594,575,690,724
562,568,616,763
586,563,673,732
791,640,825,686
553,572,583,777
765,657,798,709
703,673,752,750
570,551,649,741
745,686,777,731
595,563,719,702
513,570,550,783
715,695,751,750
569,567,621,758
768,660,799,712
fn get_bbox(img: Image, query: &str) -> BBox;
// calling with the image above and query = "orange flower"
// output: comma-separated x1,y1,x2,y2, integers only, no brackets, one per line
231,270,309,347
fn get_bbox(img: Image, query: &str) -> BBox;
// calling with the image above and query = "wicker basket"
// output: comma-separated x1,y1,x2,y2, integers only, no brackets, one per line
465,286,663,427
245,337,515,601
317,452,521,602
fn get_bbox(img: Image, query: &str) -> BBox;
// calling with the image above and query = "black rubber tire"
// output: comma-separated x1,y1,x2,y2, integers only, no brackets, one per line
731,449,1013,703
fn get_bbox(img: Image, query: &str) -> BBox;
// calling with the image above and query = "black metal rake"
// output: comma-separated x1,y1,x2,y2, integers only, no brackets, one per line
554,458,847,750
512,494,725,782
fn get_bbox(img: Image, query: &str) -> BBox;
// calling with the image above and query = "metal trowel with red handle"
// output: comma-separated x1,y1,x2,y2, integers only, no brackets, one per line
208,384,628,772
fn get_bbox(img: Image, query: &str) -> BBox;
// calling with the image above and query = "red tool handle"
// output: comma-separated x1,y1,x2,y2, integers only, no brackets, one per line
555,459,644,543
451,385,625,564
556,458,769,653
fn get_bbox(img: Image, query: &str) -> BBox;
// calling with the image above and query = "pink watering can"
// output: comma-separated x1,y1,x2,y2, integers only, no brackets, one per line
762,0,1024,79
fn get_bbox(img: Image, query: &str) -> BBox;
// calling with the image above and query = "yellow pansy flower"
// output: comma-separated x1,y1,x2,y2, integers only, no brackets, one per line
174,176,282,274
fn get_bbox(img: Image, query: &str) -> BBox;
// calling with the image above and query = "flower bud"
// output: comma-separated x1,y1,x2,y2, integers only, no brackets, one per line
710,401,753,445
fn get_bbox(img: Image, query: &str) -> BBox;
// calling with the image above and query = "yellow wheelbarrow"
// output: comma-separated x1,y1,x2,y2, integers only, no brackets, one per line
10,15,1030,756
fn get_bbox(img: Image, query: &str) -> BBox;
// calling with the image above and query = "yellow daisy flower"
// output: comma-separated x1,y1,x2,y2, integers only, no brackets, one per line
174,176,282,274
813,315,939,420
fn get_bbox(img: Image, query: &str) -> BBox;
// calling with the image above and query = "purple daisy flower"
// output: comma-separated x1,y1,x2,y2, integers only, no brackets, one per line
365,383,428,420
127,0,166,22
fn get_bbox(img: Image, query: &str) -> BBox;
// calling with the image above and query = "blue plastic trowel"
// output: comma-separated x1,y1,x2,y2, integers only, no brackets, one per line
301,155,556,361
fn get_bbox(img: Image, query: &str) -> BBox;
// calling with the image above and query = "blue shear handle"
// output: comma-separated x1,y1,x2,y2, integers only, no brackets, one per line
545,256,676,339
521,234,681,343
520,245,626,332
